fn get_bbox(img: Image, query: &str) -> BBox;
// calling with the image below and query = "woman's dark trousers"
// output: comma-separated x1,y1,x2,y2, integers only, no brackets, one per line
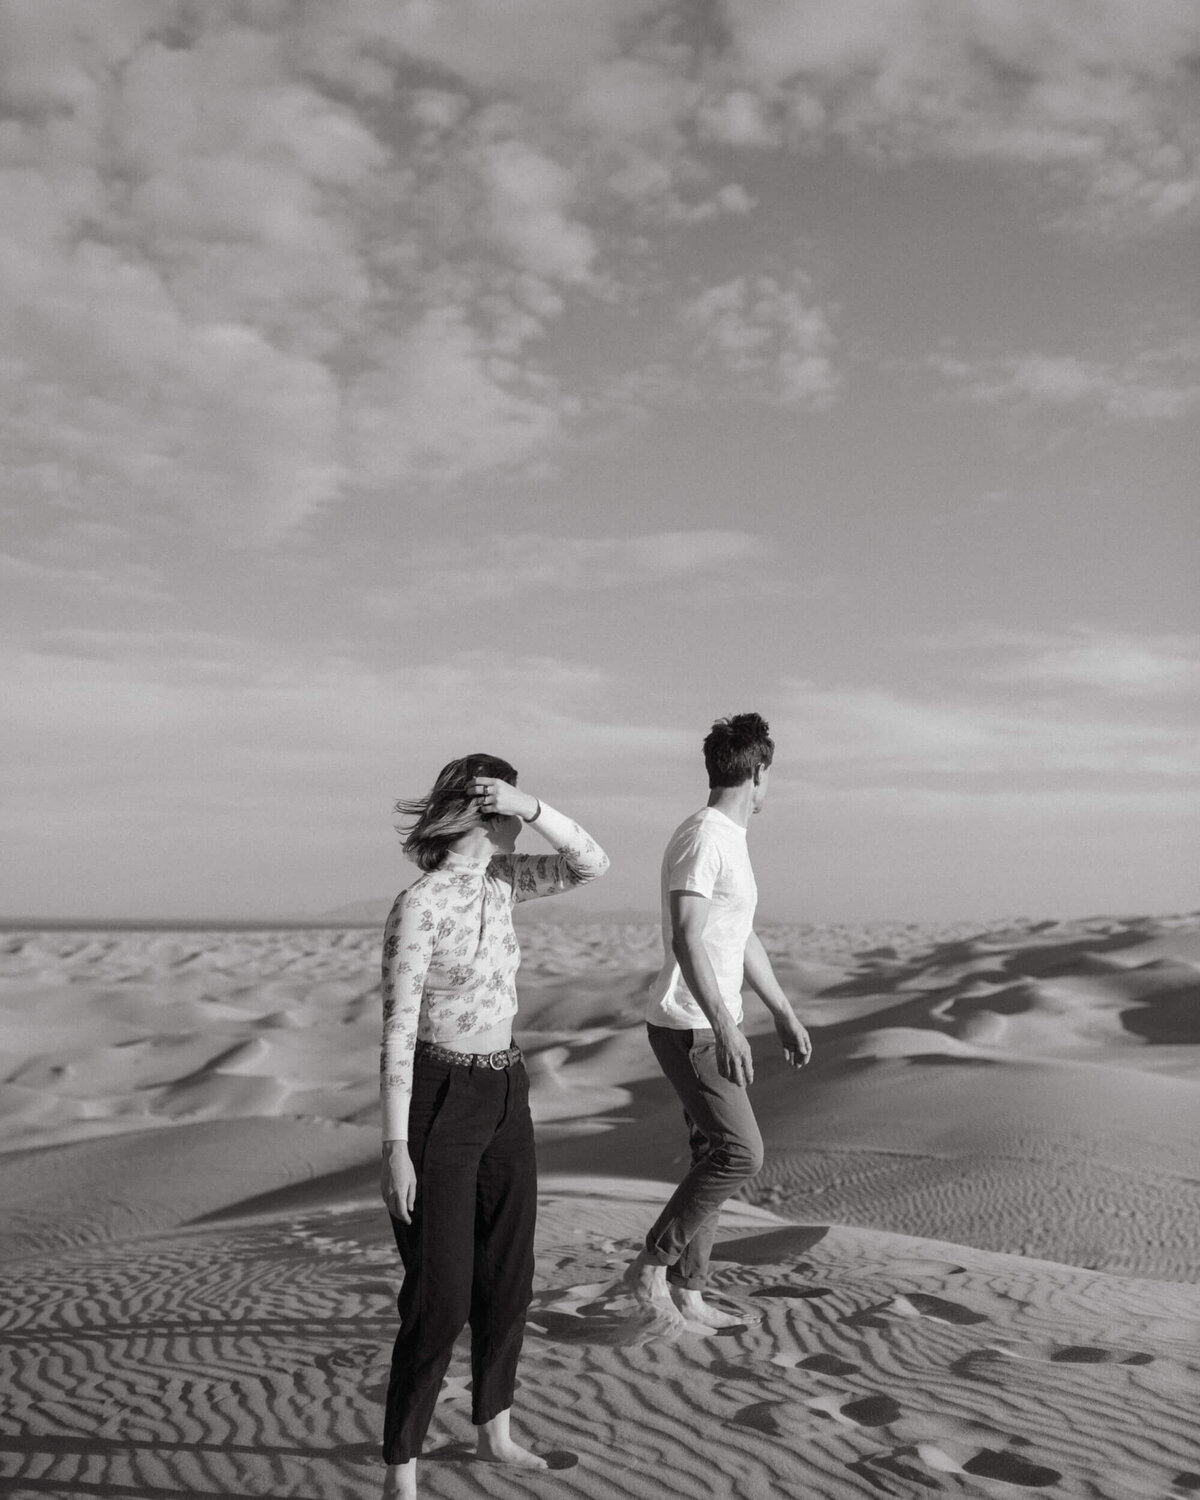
382,1055,537,1465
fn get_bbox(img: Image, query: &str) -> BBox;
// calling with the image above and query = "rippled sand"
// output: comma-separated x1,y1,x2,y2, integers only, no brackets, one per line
1,912,1198,1497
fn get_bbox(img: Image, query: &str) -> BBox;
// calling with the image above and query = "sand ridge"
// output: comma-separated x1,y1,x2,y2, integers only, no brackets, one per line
1,912,1198,1496
0,1183,1197,1498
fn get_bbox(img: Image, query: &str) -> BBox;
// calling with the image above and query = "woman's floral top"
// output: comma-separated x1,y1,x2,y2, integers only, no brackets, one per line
380,804,608,1139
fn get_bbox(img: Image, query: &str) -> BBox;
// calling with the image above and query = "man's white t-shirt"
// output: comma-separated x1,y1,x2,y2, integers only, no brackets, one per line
645,806,757,1030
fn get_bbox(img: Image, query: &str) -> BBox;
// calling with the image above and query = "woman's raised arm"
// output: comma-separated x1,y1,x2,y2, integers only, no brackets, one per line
504,801,609,902
470,776,609,902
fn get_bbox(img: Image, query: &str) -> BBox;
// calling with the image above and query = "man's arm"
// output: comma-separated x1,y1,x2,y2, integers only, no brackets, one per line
743,930,812,1069
670,890,755,1087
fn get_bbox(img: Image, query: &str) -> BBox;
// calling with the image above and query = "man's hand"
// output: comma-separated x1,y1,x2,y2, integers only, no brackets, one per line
381,1140,418,1222
715,1025,755,1088
774,1010,812,1069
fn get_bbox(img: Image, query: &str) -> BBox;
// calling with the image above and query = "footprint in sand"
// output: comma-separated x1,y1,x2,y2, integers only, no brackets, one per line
733,1386,902,1435
804,1390,904,1431
727,1347,1062,1491
855,1443,1062,1490
885,1292,989,1325
1051,1344,1154,1365
952,1342,1156,1380
314,1344,381,1375
877,1293,1165,1397
835,1398,1063,1489
962,1448,1062,1486
839,1394,904,1426
840,1307,892,1329
704,1344,859,1390
731,1398,804,1436
776,1352,860,1377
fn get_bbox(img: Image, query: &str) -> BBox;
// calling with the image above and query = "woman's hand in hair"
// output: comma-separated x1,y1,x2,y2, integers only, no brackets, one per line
381,1140,418,1223
471,777,539,823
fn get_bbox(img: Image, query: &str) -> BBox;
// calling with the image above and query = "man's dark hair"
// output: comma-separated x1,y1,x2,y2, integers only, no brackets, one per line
703,713,774,788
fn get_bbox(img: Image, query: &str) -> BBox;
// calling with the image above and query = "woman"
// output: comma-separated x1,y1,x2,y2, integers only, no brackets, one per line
379,753,608,1499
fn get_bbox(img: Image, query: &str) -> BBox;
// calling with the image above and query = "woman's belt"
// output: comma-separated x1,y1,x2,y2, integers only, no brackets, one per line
414,1039,522,1070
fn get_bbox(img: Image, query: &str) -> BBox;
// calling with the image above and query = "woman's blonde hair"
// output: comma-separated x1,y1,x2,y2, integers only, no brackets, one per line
395,753,518,872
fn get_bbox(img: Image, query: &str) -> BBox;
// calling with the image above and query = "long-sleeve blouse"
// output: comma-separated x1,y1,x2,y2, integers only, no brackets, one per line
380,803,608,1140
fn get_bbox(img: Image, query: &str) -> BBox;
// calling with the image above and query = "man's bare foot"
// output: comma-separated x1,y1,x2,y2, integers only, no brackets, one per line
670,1287,755,1329
623,1251,687,1332
476,1409,548,1470
382,1458,416,1499
624,1250,670,1302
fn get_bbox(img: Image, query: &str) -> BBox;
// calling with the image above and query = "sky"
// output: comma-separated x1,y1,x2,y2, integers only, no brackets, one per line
2,0,1198,923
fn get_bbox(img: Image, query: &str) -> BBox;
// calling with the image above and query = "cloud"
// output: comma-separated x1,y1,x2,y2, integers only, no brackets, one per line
926,626,1200,696
0,5,622,543
680,275,839,407
0,236,346,539
365,1,1200,238
714,0,1200,231
0,631,638,829
571,56,698,139
0,552,169,605
314,0,654,94
774,659,1199,786
0,628,651,761
761,629,1200,891
929,343,1200,422
364,529,770,614
696,87,785,148
790,781,1200,824
0,2,771,543
0,628,675,913
349,306,569,484
0,9,373,539
2,0,1193,560
476,136,598,283
1009,638,1200,694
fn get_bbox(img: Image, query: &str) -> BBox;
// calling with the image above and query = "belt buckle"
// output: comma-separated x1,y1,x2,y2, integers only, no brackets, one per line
487,1049,509,1070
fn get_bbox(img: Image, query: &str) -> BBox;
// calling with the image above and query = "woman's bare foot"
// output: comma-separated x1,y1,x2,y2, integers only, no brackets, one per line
670,1287,755,1329
476,1409,548,1470
382,1458,416,1499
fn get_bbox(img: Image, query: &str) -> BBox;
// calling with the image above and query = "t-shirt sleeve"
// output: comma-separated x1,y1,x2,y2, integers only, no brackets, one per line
665,829,722,899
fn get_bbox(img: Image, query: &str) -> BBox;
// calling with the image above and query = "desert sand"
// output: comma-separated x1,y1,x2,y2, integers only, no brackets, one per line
1,912,1198,1498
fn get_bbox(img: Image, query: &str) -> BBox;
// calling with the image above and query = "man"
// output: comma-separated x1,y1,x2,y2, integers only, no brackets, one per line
627,712,812,1329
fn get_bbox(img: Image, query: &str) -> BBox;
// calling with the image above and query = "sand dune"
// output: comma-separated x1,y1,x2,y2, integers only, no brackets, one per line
0,1180,1196,1498
537,914,1200,1279
545,1044,1200,1280
1,913,1198,1497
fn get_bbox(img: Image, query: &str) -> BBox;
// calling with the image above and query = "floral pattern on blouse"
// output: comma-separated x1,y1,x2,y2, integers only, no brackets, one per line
380,812,608,1139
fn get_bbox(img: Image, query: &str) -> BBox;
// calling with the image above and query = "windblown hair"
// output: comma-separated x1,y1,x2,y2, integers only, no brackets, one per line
395,753,518,873
703,712,774,788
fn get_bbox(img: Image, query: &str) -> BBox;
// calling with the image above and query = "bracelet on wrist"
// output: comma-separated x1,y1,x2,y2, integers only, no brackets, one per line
525,798,542,823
